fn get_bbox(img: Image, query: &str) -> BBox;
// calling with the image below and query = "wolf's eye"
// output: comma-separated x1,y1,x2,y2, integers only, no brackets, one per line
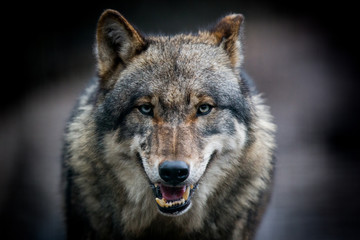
197,104,213,116
138,104,153,116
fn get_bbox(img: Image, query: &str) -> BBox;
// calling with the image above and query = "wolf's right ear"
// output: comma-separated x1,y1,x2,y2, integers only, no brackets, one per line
209,14,244,73
96,10,147,85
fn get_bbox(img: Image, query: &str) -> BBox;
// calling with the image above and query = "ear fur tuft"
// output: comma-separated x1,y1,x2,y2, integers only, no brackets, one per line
96,9,147,88
210,14,244,71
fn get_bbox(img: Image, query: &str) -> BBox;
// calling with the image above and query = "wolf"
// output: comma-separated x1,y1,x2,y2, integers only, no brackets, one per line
62,9,276,240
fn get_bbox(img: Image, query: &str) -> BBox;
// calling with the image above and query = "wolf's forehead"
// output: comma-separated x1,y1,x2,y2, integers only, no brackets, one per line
139,46,221,100
146,39,226,70
118,38,240,105
137,40,233,85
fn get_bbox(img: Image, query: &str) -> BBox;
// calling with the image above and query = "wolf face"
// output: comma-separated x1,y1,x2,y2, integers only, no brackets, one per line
64,9,276,239
95,10,251,217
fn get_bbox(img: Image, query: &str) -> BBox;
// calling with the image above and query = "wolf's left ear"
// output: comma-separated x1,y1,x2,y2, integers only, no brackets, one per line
210,14,244,71
96,10,147,84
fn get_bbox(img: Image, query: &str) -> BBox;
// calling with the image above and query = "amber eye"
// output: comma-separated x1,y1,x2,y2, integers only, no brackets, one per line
197,104,213,116
138,104,153,116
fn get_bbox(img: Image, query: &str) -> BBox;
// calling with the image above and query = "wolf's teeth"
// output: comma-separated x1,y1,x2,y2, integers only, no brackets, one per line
157,198,186,208
156,198,166,208
165,201,171,208
156,187,191,208
183,186,190,201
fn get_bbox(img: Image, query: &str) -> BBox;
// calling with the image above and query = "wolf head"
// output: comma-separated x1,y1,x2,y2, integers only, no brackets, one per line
93,9,254,218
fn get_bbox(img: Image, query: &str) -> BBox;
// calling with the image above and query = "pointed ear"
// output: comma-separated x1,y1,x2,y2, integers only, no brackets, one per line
210,14,244,71
96,9,147,81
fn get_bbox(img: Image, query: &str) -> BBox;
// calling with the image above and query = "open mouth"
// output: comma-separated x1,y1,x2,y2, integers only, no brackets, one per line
151,183,197,215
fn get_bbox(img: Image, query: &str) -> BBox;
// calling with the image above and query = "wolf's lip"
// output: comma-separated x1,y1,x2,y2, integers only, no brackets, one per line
151,183,196,215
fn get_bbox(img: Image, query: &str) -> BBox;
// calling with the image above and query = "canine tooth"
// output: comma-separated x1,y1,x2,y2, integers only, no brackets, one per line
183,186,190,200
156,198,166,208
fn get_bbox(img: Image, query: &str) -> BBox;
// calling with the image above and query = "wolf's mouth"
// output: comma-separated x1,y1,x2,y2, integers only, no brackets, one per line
151,183,197,215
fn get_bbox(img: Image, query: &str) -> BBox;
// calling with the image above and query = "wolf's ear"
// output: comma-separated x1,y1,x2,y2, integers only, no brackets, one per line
210,14,244,71
96,9,147,82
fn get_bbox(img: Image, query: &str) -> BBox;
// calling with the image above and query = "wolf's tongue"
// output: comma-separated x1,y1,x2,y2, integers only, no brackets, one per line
160,185,186,201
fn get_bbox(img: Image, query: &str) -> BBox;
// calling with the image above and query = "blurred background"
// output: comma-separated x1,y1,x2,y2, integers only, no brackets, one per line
1,0,359,239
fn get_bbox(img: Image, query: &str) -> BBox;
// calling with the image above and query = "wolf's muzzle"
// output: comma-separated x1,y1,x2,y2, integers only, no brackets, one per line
150,161,196,215
159,161,189,185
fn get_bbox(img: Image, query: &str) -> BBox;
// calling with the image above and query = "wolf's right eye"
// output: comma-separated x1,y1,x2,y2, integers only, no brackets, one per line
197,104,213,116
138,104,153,116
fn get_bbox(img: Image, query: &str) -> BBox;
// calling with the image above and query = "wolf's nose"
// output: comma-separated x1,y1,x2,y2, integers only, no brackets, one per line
159,161,189,185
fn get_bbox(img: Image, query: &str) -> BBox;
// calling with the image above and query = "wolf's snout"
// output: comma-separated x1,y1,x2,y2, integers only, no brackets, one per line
159,161,189,185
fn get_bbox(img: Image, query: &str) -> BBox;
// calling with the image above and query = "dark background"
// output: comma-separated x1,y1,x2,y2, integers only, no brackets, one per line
1,1,359,239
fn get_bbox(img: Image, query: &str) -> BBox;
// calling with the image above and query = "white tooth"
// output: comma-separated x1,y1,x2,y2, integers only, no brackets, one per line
156,198,165,208
183,186,190,201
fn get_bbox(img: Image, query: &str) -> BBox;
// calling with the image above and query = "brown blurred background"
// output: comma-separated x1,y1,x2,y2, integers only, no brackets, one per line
1,1,359,239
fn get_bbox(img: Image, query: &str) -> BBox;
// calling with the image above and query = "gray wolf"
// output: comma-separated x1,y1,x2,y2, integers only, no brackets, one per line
62,9,276,240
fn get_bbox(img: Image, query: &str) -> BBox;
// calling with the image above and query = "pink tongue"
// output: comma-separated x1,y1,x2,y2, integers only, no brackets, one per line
160,185,186,201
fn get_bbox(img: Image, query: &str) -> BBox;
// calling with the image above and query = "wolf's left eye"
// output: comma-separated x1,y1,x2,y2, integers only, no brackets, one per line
197,104,213,116
138,104,153,116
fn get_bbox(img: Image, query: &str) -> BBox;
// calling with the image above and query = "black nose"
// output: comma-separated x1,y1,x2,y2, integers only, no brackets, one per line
159,161,189,185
